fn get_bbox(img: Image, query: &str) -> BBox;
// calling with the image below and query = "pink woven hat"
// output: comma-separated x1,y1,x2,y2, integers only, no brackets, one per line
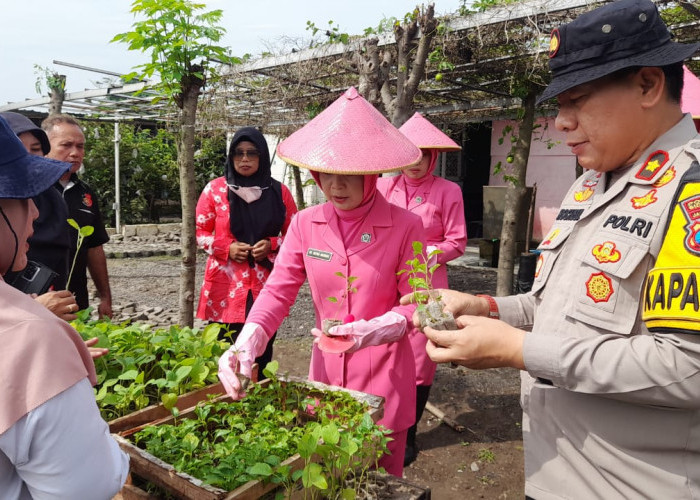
277,87,421,174
399,112,461,152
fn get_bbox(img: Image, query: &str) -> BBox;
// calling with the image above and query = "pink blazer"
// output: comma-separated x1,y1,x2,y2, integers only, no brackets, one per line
377,174,466,384
247,194,425,432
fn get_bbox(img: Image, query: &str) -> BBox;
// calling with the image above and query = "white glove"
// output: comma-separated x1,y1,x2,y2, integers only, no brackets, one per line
217,322,268,400
326,311,407,353
427,245,439,267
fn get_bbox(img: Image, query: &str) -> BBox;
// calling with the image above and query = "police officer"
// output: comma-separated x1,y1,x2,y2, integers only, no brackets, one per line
402,0,700,498
43,115,113,318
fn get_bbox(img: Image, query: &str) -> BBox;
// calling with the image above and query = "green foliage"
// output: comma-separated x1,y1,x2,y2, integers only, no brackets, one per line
493,121,559,186
133,361,389,495
397,241,443,305
305,20,350,45
111,0,234,102
71,316,228,420
81,123,225,224
66,219,94,290
460,0,521,15
478,448,496,463
326,272,358,320
33,64,65,95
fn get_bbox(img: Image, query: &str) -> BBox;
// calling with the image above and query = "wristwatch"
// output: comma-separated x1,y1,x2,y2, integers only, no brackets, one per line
476,294,499,319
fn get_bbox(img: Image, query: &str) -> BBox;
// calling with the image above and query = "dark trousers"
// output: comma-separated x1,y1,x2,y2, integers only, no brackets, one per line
406,384,432,457
213,290,277,373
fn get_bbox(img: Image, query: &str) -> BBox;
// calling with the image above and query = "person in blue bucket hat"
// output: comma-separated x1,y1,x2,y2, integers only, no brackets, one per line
402,0,700,498
0,116,129,498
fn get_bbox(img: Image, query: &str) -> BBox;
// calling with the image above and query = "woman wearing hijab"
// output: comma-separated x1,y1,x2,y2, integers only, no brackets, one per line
217,87,427,476
378,112,466,466
196,127,297,370
0,116,128,499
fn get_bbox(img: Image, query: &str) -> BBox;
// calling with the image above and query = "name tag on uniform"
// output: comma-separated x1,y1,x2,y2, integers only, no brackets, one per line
307,248,333,261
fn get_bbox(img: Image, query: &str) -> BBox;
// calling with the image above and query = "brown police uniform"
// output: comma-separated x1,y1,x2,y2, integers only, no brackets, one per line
496,115,700,499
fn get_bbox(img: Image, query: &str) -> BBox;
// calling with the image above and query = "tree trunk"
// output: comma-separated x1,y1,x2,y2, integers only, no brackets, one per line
291,165,306,210
48,75,66,116
496,91,536,296
354,38,388,109
353,5,437,127
176,82,202,327
385,4,438,127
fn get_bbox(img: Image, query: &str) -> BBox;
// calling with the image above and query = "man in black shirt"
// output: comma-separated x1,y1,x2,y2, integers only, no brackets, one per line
42,115,112,318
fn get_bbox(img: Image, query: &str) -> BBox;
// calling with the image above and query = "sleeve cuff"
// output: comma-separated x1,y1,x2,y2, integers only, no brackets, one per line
522,332,563,383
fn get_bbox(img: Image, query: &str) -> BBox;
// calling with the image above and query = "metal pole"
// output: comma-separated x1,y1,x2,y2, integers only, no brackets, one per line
114,120,121,233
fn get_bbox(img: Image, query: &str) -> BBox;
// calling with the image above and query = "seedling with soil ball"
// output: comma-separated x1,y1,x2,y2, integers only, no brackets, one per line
398,241,457,331
319,272,358,353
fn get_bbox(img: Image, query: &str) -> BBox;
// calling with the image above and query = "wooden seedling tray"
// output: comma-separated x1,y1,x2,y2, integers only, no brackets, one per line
109,382,227,434
113,376,384,500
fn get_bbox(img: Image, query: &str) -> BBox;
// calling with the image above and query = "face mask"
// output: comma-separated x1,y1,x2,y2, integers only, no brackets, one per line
227,183,267,203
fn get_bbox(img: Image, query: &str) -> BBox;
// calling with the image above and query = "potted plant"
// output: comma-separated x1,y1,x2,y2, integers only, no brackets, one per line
398,241,457,331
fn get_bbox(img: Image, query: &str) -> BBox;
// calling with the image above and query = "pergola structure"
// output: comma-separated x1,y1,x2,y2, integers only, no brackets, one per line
1,0,698,228
2,0,698,131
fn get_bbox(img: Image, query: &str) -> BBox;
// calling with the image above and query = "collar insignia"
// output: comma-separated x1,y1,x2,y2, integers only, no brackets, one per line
652,166,676,188
631,189,658,209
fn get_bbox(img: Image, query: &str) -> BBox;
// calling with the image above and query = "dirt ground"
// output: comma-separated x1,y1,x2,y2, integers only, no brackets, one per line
103,256,524,499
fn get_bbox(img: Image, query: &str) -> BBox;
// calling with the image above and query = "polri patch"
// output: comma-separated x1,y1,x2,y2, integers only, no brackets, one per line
635,150,669,181
585,272,614,303
602,214,654,239
82,193,93,207
307,248,333,261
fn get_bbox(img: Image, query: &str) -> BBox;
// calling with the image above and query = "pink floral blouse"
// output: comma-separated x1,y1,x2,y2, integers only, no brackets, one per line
195,176,297,323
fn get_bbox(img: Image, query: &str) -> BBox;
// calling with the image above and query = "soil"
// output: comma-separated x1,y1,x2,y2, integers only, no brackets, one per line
102,256,524,499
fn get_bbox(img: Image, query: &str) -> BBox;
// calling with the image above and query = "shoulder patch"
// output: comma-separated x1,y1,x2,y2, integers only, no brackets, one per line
635,150,669,181
643,179,700,333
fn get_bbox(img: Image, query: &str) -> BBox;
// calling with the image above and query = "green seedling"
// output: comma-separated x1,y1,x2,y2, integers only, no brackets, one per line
66,218,94,291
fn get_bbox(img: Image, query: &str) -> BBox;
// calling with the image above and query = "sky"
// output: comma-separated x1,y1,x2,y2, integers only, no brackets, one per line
0,0,464,107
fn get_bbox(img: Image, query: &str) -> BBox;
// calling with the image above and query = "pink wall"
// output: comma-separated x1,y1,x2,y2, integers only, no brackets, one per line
489,118,576,241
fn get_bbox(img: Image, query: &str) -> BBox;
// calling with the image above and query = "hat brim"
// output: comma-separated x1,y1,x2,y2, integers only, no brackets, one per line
0,155,69,199
278,153,421,175
419,145,462,152
537,41,700,105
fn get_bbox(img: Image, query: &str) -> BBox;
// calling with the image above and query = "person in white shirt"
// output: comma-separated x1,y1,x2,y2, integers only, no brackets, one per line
0,115,128,499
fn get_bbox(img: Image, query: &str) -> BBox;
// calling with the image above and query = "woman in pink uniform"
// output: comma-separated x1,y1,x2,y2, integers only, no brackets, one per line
218,87,426,476
377,112,466,466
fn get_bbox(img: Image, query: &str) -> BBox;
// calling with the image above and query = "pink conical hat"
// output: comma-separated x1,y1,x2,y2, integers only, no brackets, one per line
399,112,461,152
277,87,421,174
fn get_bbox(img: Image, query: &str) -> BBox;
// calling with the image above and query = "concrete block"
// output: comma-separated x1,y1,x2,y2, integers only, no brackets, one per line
136,224,159,237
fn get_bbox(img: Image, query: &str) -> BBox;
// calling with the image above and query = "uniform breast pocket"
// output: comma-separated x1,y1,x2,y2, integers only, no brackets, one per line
568,239,651,335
